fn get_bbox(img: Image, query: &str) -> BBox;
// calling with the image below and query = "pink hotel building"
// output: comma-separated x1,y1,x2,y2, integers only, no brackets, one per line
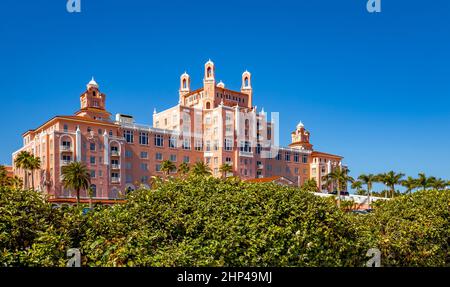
12,60,344,202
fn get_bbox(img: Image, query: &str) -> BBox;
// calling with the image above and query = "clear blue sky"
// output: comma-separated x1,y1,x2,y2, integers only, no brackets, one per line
1,0,449,181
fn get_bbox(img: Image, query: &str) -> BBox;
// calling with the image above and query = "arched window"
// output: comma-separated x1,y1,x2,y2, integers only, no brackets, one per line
183,79,187,89
245,77,249,87
207,67,212,78
206,102,211,109
90,184,97,198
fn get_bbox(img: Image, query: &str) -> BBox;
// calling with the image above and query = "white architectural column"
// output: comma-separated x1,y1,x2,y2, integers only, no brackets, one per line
76,126,81,162
103,131,109,165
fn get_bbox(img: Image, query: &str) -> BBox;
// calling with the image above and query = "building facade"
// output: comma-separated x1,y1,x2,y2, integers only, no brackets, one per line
12,60,344,201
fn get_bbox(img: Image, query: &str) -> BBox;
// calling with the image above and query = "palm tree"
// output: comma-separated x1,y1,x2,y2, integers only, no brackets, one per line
61,162,91,205
322,168,354,208
219,163,233,179
14,151,33,189
401,176,417,195
358,174,376,208
377,171,404,198
416,173,430,191
160,160,177,177
28,156,41,190
429,178,447,190
178,162,190,177
191,161,212,177
351,180,364,195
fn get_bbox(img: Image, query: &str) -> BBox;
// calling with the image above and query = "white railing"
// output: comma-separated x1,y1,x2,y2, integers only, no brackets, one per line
239,151,253,157
111,164,120,170
60,160,72,166
60,145,72,151
111,150,120,156
111,177,120,183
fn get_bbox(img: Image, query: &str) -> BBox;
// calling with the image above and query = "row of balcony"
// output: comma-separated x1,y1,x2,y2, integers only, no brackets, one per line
60,160,121,170
60,145,120,157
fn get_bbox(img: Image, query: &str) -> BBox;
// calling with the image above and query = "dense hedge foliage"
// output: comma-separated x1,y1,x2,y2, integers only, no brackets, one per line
1,177,449,267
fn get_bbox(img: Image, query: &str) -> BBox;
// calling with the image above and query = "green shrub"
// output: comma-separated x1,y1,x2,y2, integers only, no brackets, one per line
1,179,449,266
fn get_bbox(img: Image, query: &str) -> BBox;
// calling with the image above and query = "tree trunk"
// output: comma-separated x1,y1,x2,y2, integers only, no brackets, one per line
336,182,341,209
391,186,395,198
31,170,35,190
23,169,28,189
367,187,372,209
76,189,80,205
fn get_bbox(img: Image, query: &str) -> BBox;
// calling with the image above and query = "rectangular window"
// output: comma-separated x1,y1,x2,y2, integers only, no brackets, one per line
183,156,190,163
124,130,134,143
213,140,219,151
140,151,148,159
170,154,177,162
156,153,163,161
140,163,148,171
99,170,103,177
224,138,233,151
294,153,299,163
62,141,71,148
182,138,191,150
239,141,251,153
155,134,164,147
139,132,149,145
126,162,132,170
285,152,291,162
90,156,96,164
302,155,308,164
126,174,132,183
155,164,161,172
90,170,96,178
194,139,203,151
276,153,282,161
125,150,132,158
205,140,211,152
90,143,96,151
169,136,177,148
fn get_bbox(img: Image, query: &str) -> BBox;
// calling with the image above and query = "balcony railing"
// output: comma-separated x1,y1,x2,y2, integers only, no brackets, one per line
60,160,72,166
60,145,72,152
111,164,120,170
239,151,253,157
257,164,264,169
111,177,120,183
111,150,120,156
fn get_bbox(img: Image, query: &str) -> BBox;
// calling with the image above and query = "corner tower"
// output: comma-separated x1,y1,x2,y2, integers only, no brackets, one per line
179,72,191,103
289,121,313,150
75,77,111,121
241,70,253,108
203,59,216,110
